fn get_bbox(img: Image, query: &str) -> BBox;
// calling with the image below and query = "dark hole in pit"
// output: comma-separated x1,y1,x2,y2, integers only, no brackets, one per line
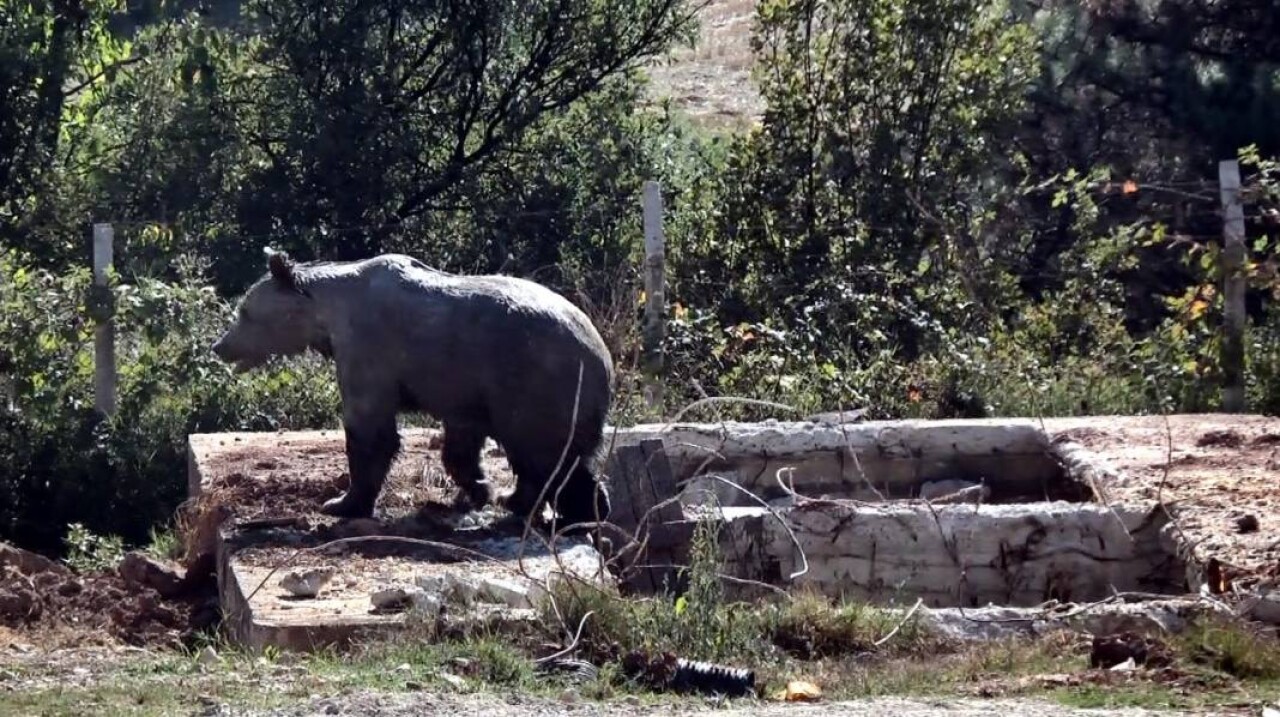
895,447,1097,504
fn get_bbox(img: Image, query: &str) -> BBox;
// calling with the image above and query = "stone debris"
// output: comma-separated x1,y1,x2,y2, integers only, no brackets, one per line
118,552,187,599
0,542,71,577
413,572,538,610
369,587,443,616
197,645,220,667
278,568,335,599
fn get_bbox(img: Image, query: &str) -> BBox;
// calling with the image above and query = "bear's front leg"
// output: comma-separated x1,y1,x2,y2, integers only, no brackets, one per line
323,396,401,519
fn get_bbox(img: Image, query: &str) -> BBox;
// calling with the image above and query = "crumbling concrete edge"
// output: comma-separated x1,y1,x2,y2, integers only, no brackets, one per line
1047,438,1124,505
1049,437,1213,595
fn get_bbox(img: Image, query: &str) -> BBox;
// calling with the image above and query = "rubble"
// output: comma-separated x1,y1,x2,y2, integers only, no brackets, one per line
279,568,335,599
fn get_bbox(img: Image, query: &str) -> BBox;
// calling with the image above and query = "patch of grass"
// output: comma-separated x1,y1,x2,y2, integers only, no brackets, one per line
0,650,291,716
1175,615,1280,680
143,524,184,563
770,590,931,658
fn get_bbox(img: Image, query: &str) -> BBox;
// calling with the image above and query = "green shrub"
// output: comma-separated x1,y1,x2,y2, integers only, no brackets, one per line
0,250,340,554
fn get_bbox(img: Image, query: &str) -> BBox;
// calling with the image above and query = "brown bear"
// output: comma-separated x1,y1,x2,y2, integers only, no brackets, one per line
211,250,614,527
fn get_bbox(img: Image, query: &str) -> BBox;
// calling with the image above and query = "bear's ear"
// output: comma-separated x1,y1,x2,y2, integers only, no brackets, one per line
265,249,297,290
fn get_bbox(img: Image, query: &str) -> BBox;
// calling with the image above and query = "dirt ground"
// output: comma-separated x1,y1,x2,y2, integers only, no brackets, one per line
196,430,517,526
642,0,762,127
1043,414,1280,583
251,692,1219,717
0,642,1253,717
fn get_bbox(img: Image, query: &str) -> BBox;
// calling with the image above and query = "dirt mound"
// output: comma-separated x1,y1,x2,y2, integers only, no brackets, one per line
0,545,217,649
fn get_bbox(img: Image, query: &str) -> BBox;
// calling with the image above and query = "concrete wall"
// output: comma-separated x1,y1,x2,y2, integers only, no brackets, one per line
710,502,1186,607
608,419,1078,506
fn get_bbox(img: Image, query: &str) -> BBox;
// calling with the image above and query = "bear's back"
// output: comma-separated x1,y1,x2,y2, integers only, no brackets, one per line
357,254,611,368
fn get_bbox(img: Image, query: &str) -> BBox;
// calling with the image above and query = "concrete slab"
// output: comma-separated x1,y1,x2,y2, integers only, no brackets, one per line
188,427,606,652
217,523,607,651
611,419,1084,506
186,414,1280,650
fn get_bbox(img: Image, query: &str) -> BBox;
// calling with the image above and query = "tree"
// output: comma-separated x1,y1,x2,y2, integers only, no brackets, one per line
679,0,1036,359
0,1,126,247
228,0,699,261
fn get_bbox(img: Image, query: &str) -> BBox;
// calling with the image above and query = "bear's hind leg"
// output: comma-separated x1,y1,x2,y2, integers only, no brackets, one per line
441,422,493,512
554,463,611,528
499,453,549,522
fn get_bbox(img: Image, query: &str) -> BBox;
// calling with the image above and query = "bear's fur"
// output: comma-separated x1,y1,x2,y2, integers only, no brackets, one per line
212,250,614,526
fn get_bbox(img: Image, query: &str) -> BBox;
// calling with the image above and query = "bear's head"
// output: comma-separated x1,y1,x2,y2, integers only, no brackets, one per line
212,249,322,373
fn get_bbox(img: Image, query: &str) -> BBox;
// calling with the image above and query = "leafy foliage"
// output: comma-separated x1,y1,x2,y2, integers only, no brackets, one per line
0,249,339,553
1,0,1280,551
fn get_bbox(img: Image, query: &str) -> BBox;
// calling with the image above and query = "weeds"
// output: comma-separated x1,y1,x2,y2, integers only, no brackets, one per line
63,522,126,572
1175,615,1280,680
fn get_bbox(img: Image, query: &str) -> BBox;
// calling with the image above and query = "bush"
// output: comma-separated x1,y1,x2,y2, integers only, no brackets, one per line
0,250,340,554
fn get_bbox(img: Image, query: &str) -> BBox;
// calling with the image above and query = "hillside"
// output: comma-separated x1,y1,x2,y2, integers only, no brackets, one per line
644,0,763,127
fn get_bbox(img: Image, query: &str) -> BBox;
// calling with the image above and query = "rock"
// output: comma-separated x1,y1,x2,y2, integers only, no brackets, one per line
370,586,441,616
279,568,335,599
118,552,185,598
1234,514,1260,534
479,577,533,609
411,592,443,617
0,542,70,577
371,588,413,611
1241,590,1280,625
55,579,83,597
197,645,220,667
438,672,467,690
415,574,448,594
919,479,989,503
415,573,481,606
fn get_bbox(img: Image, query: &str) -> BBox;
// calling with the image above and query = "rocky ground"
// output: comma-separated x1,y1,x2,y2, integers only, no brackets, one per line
1045,414,1280,582
250,692,1226,717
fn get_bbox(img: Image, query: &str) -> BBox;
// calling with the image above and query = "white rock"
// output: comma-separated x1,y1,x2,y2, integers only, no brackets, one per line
479,577,532,609
410,592,443,617
415,574,448,594
438,672,467,690
445,575,481,605
197,645,220,667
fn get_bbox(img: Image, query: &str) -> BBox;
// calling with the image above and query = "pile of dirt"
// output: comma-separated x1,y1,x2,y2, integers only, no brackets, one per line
183,430,519,565
199,434,515,521
0,543,217,649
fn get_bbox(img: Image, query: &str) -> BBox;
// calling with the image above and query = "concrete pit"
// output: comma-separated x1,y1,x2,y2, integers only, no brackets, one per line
610,419,1190,607
188,415,1279,650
